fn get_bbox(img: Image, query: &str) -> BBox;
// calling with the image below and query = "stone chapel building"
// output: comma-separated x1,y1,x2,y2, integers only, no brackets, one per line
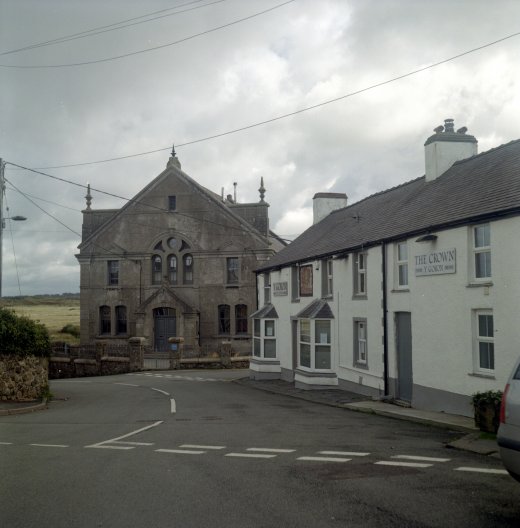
76,149,285,355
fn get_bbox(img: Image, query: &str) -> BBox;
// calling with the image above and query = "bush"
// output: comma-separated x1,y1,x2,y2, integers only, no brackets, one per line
60,324,80,338
0,307,51,357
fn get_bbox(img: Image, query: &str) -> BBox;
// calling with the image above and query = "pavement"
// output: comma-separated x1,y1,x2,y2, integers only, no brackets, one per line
0,374,500,458
238,377,501,458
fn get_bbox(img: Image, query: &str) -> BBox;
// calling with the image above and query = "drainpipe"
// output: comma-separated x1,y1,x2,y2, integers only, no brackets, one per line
382,242,389,396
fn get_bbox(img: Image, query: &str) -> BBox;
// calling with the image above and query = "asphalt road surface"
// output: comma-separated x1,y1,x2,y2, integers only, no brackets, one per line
1,370,519,528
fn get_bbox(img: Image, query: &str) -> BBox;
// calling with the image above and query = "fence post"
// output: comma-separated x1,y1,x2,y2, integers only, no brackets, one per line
168,337,184,370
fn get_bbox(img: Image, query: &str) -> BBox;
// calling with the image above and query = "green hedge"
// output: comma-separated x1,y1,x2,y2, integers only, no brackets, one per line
0,307,51,357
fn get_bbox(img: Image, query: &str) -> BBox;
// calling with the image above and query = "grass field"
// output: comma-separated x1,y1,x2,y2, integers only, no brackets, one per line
0,296,80,345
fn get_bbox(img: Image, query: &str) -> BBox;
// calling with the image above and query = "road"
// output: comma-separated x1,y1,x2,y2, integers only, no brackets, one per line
1,370,519,527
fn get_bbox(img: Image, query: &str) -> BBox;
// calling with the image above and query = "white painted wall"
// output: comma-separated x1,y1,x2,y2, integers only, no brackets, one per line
387,216,520,400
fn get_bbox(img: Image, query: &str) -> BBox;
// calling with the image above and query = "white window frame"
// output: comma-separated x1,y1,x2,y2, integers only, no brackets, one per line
252,318,276,359
354,252,367,297
354,319,368,367
263,272,271,304
472,224,491,281
396,242,408,288
474,310,494,374
298,319,332,370
321,258,333,298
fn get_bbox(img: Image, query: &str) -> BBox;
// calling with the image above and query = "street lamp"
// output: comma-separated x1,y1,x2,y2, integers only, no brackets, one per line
0,158,27,297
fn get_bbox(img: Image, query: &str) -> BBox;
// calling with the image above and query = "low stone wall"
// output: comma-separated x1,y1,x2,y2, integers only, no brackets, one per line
49,356,133,379
0,355,48,401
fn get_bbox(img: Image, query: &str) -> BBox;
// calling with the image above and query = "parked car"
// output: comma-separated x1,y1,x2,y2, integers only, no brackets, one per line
497,356,520,482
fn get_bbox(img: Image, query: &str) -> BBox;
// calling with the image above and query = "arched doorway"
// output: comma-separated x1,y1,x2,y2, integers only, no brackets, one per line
153,307,176,351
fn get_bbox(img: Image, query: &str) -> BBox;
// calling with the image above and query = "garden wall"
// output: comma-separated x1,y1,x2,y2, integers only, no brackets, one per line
0,355,48,401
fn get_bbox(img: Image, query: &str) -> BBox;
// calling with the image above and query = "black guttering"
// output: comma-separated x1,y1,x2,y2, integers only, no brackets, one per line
256,205,520,274
381,242,389,396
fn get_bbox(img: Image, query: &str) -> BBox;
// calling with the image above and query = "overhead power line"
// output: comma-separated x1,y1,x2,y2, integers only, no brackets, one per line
0,0,223,56
4,165,273,238
0,0,296,68
9,29,520,171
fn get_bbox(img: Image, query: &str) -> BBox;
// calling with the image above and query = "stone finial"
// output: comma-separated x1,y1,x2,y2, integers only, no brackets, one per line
85,183,92,210
258,177,266,203
167,143,181,169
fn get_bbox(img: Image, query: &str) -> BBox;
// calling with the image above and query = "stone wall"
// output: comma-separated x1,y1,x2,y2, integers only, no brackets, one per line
0,355,48,401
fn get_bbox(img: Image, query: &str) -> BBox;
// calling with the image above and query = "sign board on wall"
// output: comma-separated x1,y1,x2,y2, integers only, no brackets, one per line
273,282,288,296
415,248,456,276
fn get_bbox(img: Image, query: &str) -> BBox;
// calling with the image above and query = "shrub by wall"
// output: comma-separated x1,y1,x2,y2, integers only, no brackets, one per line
0,307,51,357
0,307,50,401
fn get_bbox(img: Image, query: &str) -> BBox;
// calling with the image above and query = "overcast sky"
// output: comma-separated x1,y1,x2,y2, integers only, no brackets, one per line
1,0,519,296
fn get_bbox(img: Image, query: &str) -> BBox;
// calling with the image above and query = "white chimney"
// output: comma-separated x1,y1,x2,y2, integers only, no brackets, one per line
424,118,478,181
312,192,348,224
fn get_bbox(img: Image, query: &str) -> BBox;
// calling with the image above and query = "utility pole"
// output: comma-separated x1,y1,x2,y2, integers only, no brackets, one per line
0,157,4,297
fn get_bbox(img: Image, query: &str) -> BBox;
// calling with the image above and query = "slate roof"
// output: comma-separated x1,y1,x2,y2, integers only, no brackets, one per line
295,299,334,319
250,304,279,319
259,139,520,272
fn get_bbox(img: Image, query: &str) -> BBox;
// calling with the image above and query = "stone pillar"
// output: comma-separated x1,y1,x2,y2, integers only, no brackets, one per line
220,340,232,368
128,337,145,372
168,337,184,370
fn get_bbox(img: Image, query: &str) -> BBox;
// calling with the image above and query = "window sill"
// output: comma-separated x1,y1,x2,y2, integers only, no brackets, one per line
225,284,239,289
352,294,367,301
353,362,369,370
468,372,496,380
391,288,409,293
466,281,493,288
291,298,300,303
321,294,333,300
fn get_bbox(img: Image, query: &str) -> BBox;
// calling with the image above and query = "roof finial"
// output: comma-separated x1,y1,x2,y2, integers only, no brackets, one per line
167,142,181,169
259,177,266,203
85,183,92,211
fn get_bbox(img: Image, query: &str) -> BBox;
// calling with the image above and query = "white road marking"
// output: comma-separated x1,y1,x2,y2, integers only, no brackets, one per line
30,444,69,448
0,442,13,445
151,387,170,396
156,449,205,455
297,456,352,462
247,448,296,453
113,441,154,446
319,451,370,457
180,444,226,450
455,467,509,475
114,383,139,387
171,399,176,414
393,455,450,462
226,453,278,459
85,420,163,449
375,461,433,468
91,445,134,450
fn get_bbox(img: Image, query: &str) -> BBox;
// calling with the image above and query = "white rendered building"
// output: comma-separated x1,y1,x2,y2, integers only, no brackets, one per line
251,119,520,417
